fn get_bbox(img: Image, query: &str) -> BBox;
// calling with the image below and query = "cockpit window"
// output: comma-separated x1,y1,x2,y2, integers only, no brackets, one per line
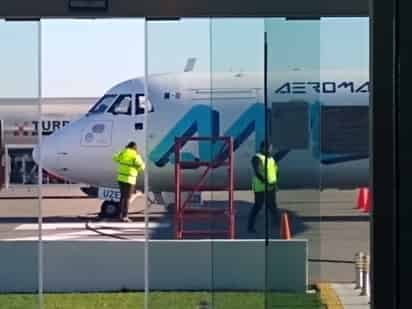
136,95,154,115
88,95,115,114
108,94,132,115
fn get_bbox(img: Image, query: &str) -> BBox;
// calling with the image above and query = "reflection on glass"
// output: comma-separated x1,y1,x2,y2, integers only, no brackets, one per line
265,18,321,308
0,20,40,308
2,15,368,309
209,17,266,308
318,17,370,287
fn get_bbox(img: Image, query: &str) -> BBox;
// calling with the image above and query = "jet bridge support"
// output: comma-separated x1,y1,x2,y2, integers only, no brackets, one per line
174,136,235,239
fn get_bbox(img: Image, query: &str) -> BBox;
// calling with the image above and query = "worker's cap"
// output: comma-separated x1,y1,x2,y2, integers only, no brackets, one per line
127,141,137,149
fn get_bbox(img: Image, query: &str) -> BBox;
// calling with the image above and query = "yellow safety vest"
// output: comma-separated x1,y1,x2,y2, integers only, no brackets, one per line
112,148,145,185
252,153,278,192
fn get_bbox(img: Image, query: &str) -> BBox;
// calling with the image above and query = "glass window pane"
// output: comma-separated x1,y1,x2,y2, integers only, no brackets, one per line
318,17,370,306
108,94,133,115
264,18,321,308
0,20,40,309
146,18,214,308
89,95,116,114
209,17,266,308
40,18,145,309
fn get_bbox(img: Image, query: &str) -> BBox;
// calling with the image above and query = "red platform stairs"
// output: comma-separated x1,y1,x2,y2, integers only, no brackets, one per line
174,136,235,239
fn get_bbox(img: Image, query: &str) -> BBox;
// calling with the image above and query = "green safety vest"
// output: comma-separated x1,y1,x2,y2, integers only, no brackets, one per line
252,153,278,192
112,148,145,185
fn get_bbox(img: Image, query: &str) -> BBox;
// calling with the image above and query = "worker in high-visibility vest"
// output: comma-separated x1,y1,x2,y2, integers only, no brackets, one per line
112,141,145,222
248,141,279,233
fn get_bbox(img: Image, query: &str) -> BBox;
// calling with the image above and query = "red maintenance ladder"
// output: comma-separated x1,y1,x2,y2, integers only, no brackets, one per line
174,136,234,239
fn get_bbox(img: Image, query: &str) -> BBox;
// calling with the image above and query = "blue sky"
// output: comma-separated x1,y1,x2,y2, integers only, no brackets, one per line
0,17,368,98
0,21,40,98
42,19,144,97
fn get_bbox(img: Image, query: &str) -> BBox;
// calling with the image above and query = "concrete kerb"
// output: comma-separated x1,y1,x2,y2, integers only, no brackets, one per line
0,239,308,293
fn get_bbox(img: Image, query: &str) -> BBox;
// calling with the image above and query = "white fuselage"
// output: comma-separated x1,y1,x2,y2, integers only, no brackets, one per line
36,70,369,191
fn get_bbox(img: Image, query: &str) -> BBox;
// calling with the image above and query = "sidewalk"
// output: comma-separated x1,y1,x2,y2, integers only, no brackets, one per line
331,283,370,309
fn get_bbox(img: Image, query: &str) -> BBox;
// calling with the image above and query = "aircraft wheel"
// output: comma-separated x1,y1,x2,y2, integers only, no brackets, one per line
100,201,120,219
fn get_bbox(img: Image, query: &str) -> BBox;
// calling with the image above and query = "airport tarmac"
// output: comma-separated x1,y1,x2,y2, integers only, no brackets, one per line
0,187,369,284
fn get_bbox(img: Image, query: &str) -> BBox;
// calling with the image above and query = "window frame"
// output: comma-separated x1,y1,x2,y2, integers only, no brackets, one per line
88,94,116,115
107,94,134,116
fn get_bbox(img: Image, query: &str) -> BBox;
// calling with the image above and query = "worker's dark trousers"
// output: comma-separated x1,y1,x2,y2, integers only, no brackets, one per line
248,189,279,230
118,181,135,218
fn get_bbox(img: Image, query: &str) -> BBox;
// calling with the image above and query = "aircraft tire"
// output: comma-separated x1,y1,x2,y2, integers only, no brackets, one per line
100,201,120,219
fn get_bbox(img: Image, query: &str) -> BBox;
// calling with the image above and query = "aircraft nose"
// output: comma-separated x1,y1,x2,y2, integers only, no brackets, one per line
33,135,60,175
32,145,39,165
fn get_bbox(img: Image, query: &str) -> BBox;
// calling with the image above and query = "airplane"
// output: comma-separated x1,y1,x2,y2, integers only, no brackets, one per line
33,65,369,218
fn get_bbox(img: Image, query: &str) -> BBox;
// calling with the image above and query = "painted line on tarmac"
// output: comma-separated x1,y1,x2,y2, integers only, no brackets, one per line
15,222,170,231
316,282,344,309
4,229,147,241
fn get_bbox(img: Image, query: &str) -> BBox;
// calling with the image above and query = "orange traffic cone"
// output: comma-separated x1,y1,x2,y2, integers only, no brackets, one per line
280,212,291,240
360,192,372,213
356,188,368,210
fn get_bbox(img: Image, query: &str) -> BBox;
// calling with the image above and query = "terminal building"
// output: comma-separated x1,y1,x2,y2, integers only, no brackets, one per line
0,98,95,188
